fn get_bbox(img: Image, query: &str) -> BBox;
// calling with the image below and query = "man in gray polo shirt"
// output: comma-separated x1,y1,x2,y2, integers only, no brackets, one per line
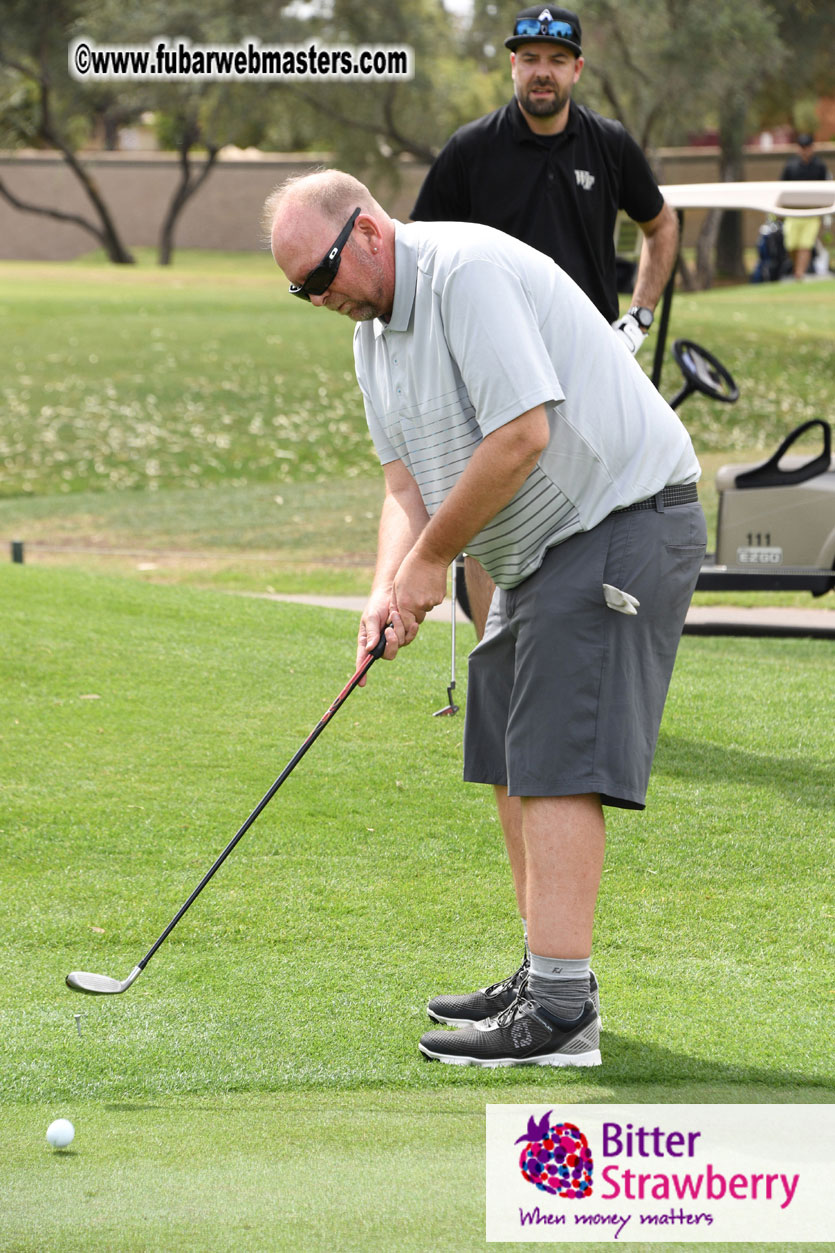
267,169,705,1068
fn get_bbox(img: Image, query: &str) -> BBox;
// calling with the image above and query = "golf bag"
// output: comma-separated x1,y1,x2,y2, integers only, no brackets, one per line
750,220,788,283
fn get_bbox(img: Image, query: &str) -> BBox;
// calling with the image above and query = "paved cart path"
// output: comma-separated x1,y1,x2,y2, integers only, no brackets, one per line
242,592,835,638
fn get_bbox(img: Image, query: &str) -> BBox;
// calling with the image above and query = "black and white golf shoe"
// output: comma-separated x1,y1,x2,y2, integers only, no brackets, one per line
426,956,529,1028
419,994,601,1069
427,961,601,1029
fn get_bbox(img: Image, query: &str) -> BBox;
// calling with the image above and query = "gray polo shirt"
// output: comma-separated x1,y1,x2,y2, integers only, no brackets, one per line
354,220,699,589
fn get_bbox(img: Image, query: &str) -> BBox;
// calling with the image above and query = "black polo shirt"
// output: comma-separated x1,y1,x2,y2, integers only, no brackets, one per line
781,154,830,182
411,99,664,323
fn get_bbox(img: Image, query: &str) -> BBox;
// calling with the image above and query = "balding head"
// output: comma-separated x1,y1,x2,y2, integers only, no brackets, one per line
264,170,383,238
265,170,396,322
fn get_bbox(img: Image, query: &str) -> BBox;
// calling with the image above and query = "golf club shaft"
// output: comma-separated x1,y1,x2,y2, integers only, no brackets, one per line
450,556,457,690
135,634,387,974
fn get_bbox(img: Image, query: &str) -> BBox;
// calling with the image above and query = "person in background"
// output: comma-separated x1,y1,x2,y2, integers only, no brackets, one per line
412,4,679,635
780,134,831,280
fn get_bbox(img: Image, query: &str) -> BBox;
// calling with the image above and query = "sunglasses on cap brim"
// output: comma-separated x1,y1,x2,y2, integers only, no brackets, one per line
514,18,577,39
289,207,362,301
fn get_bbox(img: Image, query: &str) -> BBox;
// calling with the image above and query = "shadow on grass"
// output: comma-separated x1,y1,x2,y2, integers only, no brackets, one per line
411,1027,832,1097
654,734,831,807
104,1104,168,1112
600,1031,832,1090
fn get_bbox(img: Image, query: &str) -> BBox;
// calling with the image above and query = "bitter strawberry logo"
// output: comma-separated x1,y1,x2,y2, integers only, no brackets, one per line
516,1112,593,1199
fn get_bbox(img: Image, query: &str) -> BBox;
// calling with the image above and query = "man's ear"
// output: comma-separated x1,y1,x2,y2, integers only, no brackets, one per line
354,213,382,253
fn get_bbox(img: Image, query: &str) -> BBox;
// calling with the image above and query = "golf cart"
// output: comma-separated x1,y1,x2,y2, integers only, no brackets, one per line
656,179,835,599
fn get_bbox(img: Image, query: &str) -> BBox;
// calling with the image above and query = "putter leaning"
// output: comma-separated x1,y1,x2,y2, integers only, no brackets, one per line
66,632,388,996
433,556,460,716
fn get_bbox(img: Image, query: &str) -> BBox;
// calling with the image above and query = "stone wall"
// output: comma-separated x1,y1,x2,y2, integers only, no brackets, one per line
1,146,833,261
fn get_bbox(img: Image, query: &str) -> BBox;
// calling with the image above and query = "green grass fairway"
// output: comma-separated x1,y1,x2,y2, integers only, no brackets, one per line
1,260,833,503
1,566,832,1250
2,1096,829,1253
2,259,833,610
0,253,372,498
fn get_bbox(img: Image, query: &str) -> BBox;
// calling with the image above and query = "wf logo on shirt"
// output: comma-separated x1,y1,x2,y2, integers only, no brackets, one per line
575,169,595,191
516,1112,594,1199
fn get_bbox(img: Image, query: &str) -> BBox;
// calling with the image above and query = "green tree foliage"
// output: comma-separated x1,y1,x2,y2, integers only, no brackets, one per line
1,0,827,272
754,0,835,136
576,0,783,155
573,0,784,283
0,0,301,263
257,0,508,191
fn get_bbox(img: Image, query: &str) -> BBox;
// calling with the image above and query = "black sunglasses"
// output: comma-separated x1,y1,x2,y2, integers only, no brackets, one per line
289,207,361,301
514,18,576,39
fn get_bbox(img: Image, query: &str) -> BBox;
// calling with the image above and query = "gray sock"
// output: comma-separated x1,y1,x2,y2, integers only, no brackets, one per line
527,953,591,1022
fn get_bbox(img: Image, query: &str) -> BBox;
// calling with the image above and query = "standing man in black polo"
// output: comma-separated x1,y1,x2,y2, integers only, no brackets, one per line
412,6,681,1037
413,6,678,340
413,5,679,633
780,134,831,280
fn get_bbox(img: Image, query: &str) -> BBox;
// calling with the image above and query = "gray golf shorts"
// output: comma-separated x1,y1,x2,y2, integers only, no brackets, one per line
463,501,706,809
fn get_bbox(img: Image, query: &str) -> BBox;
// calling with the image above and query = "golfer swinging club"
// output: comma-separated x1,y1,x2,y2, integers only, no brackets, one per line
266,170,706,1068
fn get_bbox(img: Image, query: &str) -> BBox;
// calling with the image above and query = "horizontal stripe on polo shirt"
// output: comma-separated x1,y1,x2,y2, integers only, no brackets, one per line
468,471,578,584
387,384,476,505
371,368,580,584
381,397,580,584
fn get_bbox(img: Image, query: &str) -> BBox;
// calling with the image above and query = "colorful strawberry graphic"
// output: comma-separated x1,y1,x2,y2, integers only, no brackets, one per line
517,1117,593,1199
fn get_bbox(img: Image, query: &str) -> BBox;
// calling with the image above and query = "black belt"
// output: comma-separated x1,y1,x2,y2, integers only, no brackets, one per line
616,483,698,514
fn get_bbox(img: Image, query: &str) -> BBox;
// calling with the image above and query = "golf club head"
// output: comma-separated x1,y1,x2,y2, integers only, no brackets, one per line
433,682,459,717
66,966,142,995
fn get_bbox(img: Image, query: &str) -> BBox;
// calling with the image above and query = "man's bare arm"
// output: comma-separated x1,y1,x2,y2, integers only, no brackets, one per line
356,458,429,671
632,201,679,310
392,404,550,632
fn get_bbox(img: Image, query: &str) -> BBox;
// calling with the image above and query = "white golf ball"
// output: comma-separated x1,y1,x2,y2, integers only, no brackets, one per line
46,1119,75,1149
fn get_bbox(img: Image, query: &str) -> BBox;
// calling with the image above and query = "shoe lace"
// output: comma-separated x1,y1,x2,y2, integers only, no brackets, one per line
483,955,529,999
493,976,532,1030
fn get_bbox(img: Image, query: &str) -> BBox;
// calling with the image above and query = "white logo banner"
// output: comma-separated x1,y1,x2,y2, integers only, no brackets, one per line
486,1104,834,1242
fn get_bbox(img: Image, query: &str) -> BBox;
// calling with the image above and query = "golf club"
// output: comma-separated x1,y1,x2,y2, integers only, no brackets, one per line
66,631,389,996
433,555,459,716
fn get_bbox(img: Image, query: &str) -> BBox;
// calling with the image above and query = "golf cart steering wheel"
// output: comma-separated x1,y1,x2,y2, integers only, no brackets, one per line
669,339,739,410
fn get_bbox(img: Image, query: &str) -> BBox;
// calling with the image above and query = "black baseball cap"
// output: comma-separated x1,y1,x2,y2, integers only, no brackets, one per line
796,133,815,148
505,6,582,55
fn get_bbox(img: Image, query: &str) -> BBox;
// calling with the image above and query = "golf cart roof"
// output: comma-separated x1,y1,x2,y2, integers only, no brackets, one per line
647,179,834,391
660,180,835,217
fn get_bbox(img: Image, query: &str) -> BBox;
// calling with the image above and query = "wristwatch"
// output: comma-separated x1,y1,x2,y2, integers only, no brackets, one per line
627,306,654,331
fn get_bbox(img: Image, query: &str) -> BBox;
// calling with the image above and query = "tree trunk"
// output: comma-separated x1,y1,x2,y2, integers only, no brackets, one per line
103,113,121,151
716,211,747,280
158,143,219,265
676,250,698,293
695,209,722,289
49,139,135,263
715,91,748,281
8,73,137,263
